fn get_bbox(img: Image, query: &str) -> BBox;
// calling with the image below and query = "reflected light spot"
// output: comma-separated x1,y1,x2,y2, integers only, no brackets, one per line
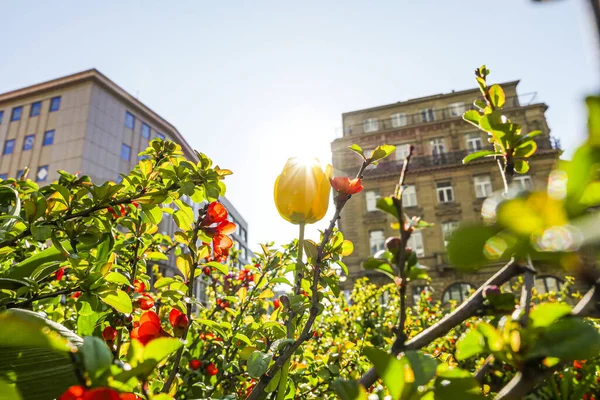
533,225,582,252
548,170,567,200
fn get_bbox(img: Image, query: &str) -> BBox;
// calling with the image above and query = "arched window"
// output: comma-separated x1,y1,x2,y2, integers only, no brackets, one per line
442,282,474,304
535,275,563,294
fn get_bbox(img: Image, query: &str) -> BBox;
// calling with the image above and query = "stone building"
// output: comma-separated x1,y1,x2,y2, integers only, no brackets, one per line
331,81,563,304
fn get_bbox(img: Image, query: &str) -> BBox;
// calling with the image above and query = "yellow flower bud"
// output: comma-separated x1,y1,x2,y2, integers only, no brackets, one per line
274,157,332,225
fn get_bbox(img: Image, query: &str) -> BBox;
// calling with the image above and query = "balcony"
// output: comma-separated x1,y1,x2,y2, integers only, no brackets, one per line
335,93,539,138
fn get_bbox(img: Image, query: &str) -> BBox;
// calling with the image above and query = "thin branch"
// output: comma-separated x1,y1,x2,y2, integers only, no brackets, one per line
518,257,536,327
6,287,79,309
474,355,495,385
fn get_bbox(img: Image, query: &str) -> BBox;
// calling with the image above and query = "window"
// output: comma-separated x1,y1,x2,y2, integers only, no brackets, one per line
49,96,61,112
30,101,41,117
43,130,55,146
448,102,465,117
436,181,454,203
535,276,563,294
402,185,417,207
3,139,15,155
395,143,411,161
241,246,247,260
0,173,7,181
0,110,4,124
474,175,493,198
363,118,379,133
407,230,424,257
36,166,49,182
442,221,459,246
125,111,135,129
23,135,35,151
17,169,25,179
369,230,385,255
11,106,22,121
391,113,407,128
365,190,380,212
240,227,247,243
443,282,474,304
142,123,151,139
465,133,483,153
514,175,533,190
121,143,131,161
420,108,435,122
430,138,445,156
412,285,433,304
156,132,165,140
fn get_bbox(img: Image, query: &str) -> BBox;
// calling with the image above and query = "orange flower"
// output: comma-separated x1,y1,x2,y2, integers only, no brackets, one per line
134,293,154,310
133,279,145,293
330,177,363,195
130,311,167,345
202,202,228,226
169,308,189,337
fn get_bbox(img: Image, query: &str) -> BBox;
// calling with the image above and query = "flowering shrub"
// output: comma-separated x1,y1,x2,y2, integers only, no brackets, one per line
0,65,599,400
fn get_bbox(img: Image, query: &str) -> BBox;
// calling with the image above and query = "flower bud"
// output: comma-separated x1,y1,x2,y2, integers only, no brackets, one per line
102,326,117,342
385,237,402,254
482,285,501,299
189,359,202,370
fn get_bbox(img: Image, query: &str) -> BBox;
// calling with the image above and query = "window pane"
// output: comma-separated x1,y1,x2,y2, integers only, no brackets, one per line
391,113,407,128
3,139,15,155
156,132,165,140
369,230,385,255
142,123,151,139
0,111,4,124
430,138,445,155
125,111,135,129
0,174,7,181
407,231,424,257
30,101,41,117
402,185,417,207
365,191,380,212
449,102,465,117
36,165,49,182
23,135,35,151
121,143,131,160
395,143,411,160
474,175,492,198
49,97,61,112
363,118,379,133
11,106,22,121
43,130,55,146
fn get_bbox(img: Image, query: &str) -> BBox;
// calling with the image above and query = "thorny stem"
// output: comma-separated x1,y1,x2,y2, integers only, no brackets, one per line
246,160,369,400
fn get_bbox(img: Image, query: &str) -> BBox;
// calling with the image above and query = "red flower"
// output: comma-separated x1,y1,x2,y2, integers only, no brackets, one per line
55,267,65,281
238,268,254,282
130,311,166,345
210,221,236,250
102,326,117,342
71,291,82,299
169,308,189,336
135,293,154,310
574,360,584,369
203,266,211,276
133,280,145,293
59,386,141,400
206,363,219,376
330,177,363,195
202,202,228,226
273,299,281,309
189,359,202,370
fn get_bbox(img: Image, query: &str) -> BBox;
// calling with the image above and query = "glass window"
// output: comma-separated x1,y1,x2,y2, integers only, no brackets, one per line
430,138,445,156
121,143,131,161
0,110,4,124
30,101,41,117
395,143,411,160
49,96,61,112
466,133,483,153
3,139,15,155
391,113,407,128
43,130,55,146
156,132,165,140
125,111,135,129
17,169,25,179
443,282,474,304
402,185,417,207
535,276,563,294
420,108,435,122
0,173,7,181
474,175,493,198
369,230,385,255
23,135,35,151
142,123,151,139
365,190,380,212
363,118,379,133
442,221,459,246
36,166,49,182
11,106,22,121
514,175,533,190
448,102,465,117
436,181,454,203
407,230,424,257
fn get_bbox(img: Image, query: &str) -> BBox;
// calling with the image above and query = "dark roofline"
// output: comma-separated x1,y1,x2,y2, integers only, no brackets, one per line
342,80,521,117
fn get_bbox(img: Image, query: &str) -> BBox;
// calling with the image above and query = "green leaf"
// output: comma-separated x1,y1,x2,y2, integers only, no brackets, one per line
247,351,273,378
174,208,193,230
514,159,530,174
82,336,113,377
206,261,228,275
176,254,192,278
348,144,365,159
489,84,505,108
265,370,281,393
403,351,437,386
0,310,74,352
463,110,481,127
463,150,499,164
363,347,404,400
146,251,169,261
144,337,183,362
332,380,367,400
143,205,163,225
234,333,252,346
515,130,542,146
456,329,485,361
446,224,498,271
154,277,177,289
527,318,600,361
376,197,398,219
362,258,395,280
369,145,396,163
434,365,484,399
104,272,130,286
31,223,52,241
586,96,600,146
99,290,133,314
529,303,572,328
0,378,23,400
514,140,537,158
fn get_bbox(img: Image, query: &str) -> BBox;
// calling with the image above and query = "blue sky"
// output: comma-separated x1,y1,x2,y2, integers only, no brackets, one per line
1,1,598,250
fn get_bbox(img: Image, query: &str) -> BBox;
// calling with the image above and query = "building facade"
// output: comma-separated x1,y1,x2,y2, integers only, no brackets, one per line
331,81,563,304
0,70,252,294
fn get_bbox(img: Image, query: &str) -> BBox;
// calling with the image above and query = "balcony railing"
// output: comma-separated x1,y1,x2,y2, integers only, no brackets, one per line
335,92,539,138
343,136,560,176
